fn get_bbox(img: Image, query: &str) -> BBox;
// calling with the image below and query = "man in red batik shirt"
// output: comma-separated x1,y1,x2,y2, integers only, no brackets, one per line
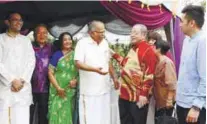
112,24,157,124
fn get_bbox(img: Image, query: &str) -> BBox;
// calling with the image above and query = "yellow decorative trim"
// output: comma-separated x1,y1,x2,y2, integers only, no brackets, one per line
59,51,73,62
146,0,150,11
147,5,150,11
141,3,145,9
159,4,163,13
83,95,87,124
122,83,133,101
122,82,137,102
48,64,55,73
132,91,137,102
143,74,154,82
122,75,136,88
128,0,132,4
9,107,11,124
171,0,178,18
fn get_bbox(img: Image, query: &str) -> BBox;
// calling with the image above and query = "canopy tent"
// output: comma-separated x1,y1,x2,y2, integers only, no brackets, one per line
0,1,180,33
0,1,184,73
0,1,112,33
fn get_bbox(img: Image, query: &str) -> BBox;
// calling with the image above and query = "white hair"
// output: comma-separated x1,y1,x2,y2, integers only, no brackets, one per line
132,24,148,37
88,20,104,32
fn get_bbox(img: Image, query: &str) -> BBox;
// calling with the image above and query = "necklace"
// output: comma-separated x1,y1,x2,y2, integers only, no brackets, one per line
6,31,18,38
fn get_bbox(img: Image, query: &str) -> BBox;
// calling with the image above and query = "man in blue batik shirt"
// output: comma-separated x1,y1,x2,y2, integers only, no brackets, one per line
177,5,206,124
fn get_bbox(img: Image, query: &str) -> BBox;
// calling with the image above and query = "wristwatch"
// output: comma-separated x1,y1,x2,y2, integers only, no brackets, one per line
20,79,25,84
192,106,200,111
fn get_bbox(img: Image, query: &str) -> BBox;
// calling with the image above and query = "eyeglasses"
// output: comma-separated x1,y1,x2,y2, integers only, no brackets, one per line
9,19,23,23
94,31,105,34
36,32,48,36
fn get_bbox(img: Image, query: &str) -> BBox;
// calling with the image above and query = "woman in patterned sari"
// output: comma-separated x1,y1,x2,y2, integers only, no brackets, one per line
48,32,78,124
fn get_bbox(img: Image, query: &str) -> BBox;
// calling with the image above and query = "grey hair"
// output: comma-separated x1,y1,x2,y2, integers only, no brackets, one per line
133,24,148,37
33,24,48,39
88,20,104,32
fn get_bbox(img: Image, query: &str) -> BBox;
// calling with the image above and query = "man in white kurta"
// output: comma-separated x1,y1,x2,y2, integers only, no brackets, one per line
75,21,118,124
0,12,35,124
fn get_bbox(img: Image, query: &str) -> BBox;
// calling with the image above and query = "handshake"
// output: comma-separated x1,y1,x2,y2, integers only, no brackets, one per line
11,79,25,92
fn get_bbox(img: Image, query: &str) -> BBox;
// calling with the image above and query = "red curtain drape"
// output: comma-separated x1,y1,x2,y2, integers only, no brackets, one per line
0,0,15,3
101,1,173,30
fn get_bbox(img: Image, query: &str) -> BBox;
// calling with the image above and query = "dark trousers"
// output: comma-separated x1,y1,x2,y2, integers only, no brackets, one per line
155,107,174,117
30,93,49,124
177,105,206,124
119,98,149,124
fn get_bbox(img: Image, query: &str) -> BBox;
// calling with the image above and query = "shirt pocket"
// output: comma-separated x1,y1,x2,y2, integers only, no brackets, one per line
103,49,110,62
85,46,99,66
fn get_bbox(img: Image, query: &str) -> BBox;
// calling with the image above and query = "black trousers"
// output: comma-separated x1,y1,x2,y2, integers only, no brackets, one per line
119,98,149,124
177,105,206,124
30,93,49,124
155,107,174,117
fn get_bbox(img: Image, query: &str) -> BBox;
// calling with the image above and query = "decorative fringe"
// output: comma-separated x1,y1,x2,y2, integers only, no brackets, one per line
159,4,163,13
141,3,145,9
147,4,150,11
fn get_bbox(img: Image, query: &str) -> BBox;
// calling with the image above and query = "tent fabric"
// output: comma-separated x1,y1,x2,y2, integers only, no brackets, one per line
50,15,132,37
0,1,184,72
173,17,185,75
72,24,131,45
101,1,173,30
50,17,88,37
137,0,181,17
105,19,132,35
0,1,111,32
49,15,114,37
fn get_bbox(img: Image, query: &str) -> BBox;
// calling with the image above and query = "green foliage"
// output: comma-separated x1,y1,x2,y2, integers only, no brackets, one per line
201,0,206,12
109,43,131,77
73,38,78,48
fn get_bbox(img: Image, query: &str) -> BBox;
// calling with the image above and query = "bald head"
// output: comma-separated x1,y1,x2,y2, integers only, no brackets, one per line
88,20,105,43
88,20,105,32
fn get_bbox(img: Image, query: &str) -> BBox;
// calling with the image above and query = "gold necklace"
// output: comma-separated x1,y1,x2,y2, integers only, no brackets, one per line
6,31,18,38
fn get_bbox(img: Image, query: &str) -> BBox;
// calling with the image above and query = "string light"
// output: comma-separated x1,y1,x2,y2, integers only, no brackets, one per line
171,0,178,18
141,3,145,9
159,4,163,13
147,4,150,11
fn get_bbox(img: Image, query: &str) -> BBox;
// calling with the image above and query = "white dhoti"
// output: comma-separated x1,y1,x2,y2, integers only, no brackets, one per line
110,88,120,124
146,96,155,124
0,106,29,124
79,93,110,124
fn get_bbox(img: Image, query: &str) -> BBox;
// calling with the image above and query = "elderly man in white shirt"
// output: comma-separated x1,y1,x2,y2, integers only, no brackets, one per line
75,20,119,124
0,12,35,124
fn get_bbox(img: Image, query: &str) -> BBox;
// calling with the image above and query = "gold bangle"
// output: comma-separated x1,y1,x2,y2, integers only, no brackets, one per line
166,99,173,102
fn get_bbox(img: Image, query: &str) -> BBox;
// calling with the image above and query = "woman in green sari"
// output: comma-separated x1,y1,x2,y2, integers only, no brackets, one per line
48,32,78,124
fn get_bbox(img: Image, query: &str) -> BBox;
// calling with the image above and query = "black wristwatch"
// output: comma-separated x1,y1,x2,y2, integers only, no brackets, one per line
192,106,200,111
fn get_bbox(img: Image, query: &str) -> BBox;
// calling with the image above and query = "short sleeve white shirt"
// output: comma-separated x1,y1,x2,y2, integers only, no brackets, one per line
74,36,111,95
